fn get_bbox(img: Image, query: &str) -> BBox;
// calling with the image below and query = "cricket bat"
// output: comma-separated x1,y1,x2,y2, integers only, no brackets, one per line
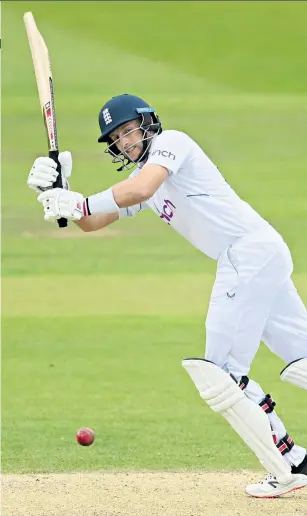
24,11,67,228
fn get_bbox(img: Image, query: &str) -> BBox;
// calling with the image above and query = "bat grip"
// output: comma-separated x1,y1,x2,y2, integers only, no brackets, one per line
49,150,68,228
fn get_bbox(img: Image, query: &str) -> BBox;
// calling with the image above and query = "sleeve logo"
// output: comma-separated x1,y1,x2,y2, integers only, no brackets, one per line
150,149,176,160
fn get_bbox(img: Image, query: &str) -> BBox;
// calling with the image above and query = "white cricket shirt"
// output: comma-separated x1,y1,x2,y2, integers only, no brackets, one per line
120,130,269,260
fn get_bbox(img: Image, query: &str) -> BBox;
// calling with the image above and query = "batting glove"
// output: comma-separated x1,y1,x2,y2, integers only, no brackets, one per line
37,188,84,222
27,151,72,193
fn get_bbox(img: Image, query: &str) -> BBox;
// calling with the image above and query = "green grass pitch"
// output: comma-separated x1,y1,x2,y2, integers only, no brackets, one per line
2,1,307,474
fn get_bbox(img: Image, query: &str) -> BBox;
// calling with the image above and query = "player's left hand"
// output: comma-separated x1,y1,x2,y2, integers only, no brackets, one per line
37,188,84,222
27,151,73,193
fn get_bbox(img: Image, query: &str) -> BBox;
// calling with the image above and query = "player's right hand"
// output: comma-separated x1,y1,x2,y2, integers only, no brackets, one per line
27,151,72,193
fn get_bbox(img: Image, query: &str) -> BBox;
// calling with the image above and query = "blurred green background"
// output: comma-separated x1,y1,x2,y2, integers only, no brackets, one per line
2,1,307,473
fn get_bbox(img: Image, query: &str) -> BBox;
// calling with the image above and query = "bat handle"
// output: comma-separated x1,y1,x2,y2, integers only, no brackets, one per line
49,150,68,228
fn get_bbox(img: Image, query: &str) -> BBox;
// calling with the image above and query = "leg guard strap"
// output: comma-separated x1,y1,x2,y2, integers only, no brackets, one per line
277,434,294,456
259,394,276,414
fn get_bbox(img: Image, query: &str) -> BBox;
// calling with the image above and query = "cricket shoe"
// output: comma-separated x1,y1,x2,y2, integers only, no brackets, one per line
246,455,307,498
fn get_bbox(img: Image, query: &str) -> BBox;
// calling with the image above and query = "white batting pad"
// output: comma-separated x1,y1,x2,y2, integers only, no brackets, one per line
182,358,291,483
280,358,307,390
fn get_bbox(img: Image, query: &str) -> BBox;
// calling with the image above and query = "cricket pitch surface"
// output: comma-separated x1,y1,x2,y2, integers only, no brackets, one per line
2,470,307,516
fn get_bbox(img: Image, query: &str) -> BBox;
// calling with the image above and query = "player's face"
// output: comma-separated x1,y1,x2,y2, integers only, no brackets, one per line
109,120,143,161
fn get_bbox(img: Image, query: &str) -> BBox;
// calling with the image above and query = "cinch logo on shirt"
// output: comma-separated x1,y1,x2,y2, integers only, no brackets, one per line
150,149,176,160
160,199,176,224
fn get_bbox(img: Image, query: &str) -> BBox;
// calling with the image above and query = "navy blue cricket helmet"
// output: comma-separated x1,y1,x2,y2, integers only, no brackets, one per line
97,94,162,171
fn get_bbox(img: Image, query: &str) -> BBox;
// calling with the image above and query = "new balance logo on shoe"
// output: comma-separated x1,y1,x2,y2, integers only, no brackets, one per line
246,469,307,497
267,481,279,488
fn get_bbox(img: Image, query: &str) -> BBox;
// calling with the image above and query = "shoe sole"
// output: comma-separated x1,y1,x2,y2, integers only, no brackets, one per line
247,483,307,499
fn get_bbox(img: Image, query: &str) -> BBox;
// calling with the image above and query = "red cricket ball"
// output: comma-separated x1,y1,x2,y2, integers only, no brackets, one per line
76,427,95,446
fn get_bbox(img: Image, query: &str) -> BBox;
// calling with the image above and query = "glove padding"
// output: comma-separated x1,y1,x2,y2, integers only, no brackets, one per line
27,151,72,193
37,188,84,222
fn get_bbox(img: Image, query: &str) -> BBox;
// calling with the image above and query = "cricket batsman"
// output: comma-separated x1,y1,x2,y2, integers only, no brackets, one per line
27,94,307,497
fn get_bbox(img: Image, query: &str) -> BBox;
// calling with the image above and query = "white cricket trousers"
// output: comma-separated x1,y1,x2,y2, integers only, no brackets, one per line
205,225,307,467
205,225,307,377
